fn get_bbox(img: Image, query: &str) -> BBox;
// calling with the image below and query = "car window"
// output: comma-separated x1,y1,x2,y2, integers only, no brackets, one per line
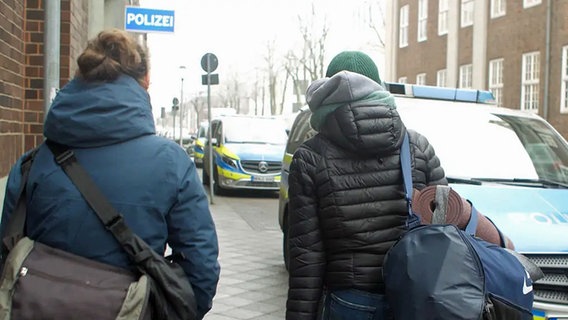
287,111,315,154
209,121,220,142
224,117,288,145
396,98,568,184
198,125,208,139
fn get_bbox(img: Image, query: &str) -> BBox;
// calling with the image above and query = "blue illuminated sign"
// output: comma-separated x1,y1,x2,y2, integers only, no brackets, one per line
124,6,175,33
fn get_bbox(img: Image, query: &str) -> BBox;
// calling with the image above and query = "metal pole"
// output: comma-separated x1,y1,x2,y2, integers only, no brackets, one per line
44,0,61,119
179,77,184,146
543,0,552,121
172,109,176,141
179,66,186,146
207,55,214,204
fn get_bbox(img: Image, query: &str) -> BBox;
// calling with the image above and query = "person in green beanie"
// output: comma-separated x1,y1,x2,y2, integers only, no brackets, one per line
285,51,447,320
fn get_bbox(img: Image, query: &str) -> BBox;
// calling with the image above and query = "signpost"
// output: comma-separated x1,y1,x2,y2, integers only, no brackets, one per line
202,53,219,204
124,6,175,33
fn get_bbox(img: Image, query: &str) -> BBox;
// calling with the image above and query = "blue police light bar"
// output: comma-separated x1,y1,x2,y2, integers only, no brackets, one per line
384,82,496,104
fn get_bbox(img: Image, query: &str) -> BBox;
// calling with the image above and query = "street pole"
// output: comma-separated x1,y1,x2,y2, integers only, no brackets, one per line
172,108,176,141
179,77,184,146
179,66,186,146
44,0,60,118
207,56,214,204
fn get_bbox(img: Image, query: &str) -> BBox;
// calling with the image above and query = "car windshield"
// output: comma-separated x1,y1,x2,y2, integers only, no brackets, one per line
397,99,568,185
198,125,208,139
224,117,288,145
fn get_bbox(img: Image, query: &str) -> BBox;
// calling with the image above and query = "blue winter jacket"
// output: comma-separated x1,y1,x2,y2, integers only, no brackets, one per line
0,75,220,319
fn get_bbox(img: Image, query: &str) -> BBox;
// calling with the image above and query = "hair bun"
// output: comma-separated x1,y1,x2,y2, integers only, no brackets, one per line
76,28,148,84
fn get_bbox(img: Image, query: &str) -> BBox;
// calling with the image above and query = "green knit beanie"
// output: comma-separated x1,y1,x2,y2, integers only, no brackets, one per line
325,51,382,84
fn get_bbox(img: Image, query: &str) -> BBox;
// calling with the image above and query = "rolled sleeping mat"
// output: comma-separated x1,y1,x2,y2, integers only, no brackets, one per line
412,185,515,249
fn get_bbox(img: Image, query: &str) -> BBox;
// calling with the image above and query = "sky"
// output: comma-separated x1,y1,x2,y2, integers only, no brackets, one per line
139,0,386,119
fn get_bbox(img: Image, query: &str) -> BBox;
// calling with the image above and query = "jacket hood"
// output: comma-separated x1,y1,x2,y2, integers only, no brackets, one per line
44,75,155,148
306,71,405,156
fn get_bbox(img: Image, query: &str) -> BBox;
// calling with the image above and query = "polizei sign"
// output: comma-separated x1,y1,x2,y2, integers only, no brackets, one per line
125,6,175,33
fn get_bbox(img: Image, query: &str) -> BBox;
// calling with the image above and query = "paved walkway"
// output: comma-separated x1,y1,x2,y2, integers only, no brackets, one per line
204,197,288,320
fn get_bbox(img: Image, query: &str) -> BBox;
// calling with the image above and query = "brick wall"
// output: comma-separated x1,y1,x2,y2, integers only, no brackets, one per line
546,1,568,138
0,0,89,177
0,0,26,176
397,0,448,85
24,0,46,151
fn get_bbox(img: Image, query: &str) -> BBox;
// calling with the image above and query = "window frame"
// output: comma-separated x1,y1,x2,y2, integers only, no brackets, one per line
399,5,409,48
438,0,448,35
561,46,568,113
523,0,542,9
418,0,428,42
489,58,504,107
490,0,506,18
437,69,447,87
416,73,427,85
459,64,473,89
521,51,540,113
461,0,474,28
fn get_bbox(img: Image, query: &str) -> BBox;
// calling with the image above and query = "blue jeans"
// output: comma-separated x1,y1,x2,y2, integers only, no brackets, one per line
319,289,392,320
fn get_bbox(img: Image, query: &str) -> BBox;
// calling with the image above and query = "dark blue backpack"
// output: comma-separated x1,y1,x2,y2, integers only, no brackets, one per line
383,133,542,320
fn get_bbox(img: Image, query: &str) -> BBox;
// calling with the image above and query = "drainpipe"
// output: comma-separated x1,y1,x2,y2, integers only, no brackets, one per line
43,0,61,119
543,0,552,121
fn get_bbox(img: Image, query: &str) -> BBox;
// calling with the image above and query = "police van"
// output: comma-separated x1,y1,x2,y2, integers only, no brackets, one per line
202,115,288,195
191,122,208,167
278,83,568,319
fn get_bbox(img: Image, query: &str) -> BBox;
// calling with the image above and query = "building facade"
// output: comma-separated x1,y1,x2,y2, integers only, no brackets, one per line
0,0,141,178
385,0,568,138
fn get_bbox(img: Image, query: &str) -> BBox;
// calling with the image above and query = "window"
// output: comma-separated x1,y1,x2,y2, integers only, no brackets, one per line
459,64,472,89
461,0,474,27
399,5,409,47
437,69,447,87
438,0,448,35
418,0,428,41
489,59,504,107
523,0,541,8
561,46,568,113
521,51,540,112
416,73,426,85
490,0,506,18
398,77,408,84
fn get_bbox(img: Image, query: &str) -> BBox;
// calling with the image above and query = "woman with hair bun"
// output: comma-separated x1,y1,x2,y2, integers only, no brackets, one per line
1,28,220,319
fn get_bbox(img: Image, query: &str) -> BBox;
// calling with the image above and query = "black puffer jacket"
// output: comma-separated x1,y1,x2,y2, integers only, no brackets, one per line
286,71,447,320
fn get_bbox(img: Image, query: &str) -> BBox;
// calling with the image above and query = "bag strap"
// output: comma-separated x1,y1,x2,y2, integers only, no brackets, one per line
432,185,450,224
431,186,479,236
45,141,150,263
2,148,39,251
400,132,421,228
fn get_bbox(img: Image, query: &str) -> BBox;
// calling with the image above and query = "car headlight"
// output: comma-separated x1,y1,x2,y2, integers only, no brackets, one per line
221,155,238,169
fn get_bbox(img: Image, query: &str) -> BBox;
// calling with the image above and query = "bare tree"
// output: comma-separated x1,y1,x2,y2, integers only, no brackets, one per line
283,51,303,105
297,3,329,81
189,92,205,130
217,71,242,112
263,40,279,116
367,0,386,50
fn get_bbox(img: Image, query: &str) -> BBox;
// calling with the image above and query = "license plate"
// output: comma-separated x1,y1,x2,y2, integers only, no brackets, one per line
533,309,567,320
252,175,274,182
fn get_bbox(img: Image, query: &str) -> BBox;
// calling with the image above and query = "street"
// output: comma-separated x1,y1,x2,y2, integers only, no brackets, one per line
198,168,288,320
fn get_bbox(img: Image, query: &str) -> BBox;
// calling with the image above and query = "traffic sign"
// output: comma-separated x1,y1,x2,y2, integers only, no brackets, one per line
201,53,218,73
202,74,219,85
125,7,175,33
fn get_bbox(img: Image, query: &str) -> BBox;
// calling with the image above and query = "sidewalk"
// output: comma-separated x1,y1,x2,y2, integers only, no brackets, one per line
205,197,287,320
